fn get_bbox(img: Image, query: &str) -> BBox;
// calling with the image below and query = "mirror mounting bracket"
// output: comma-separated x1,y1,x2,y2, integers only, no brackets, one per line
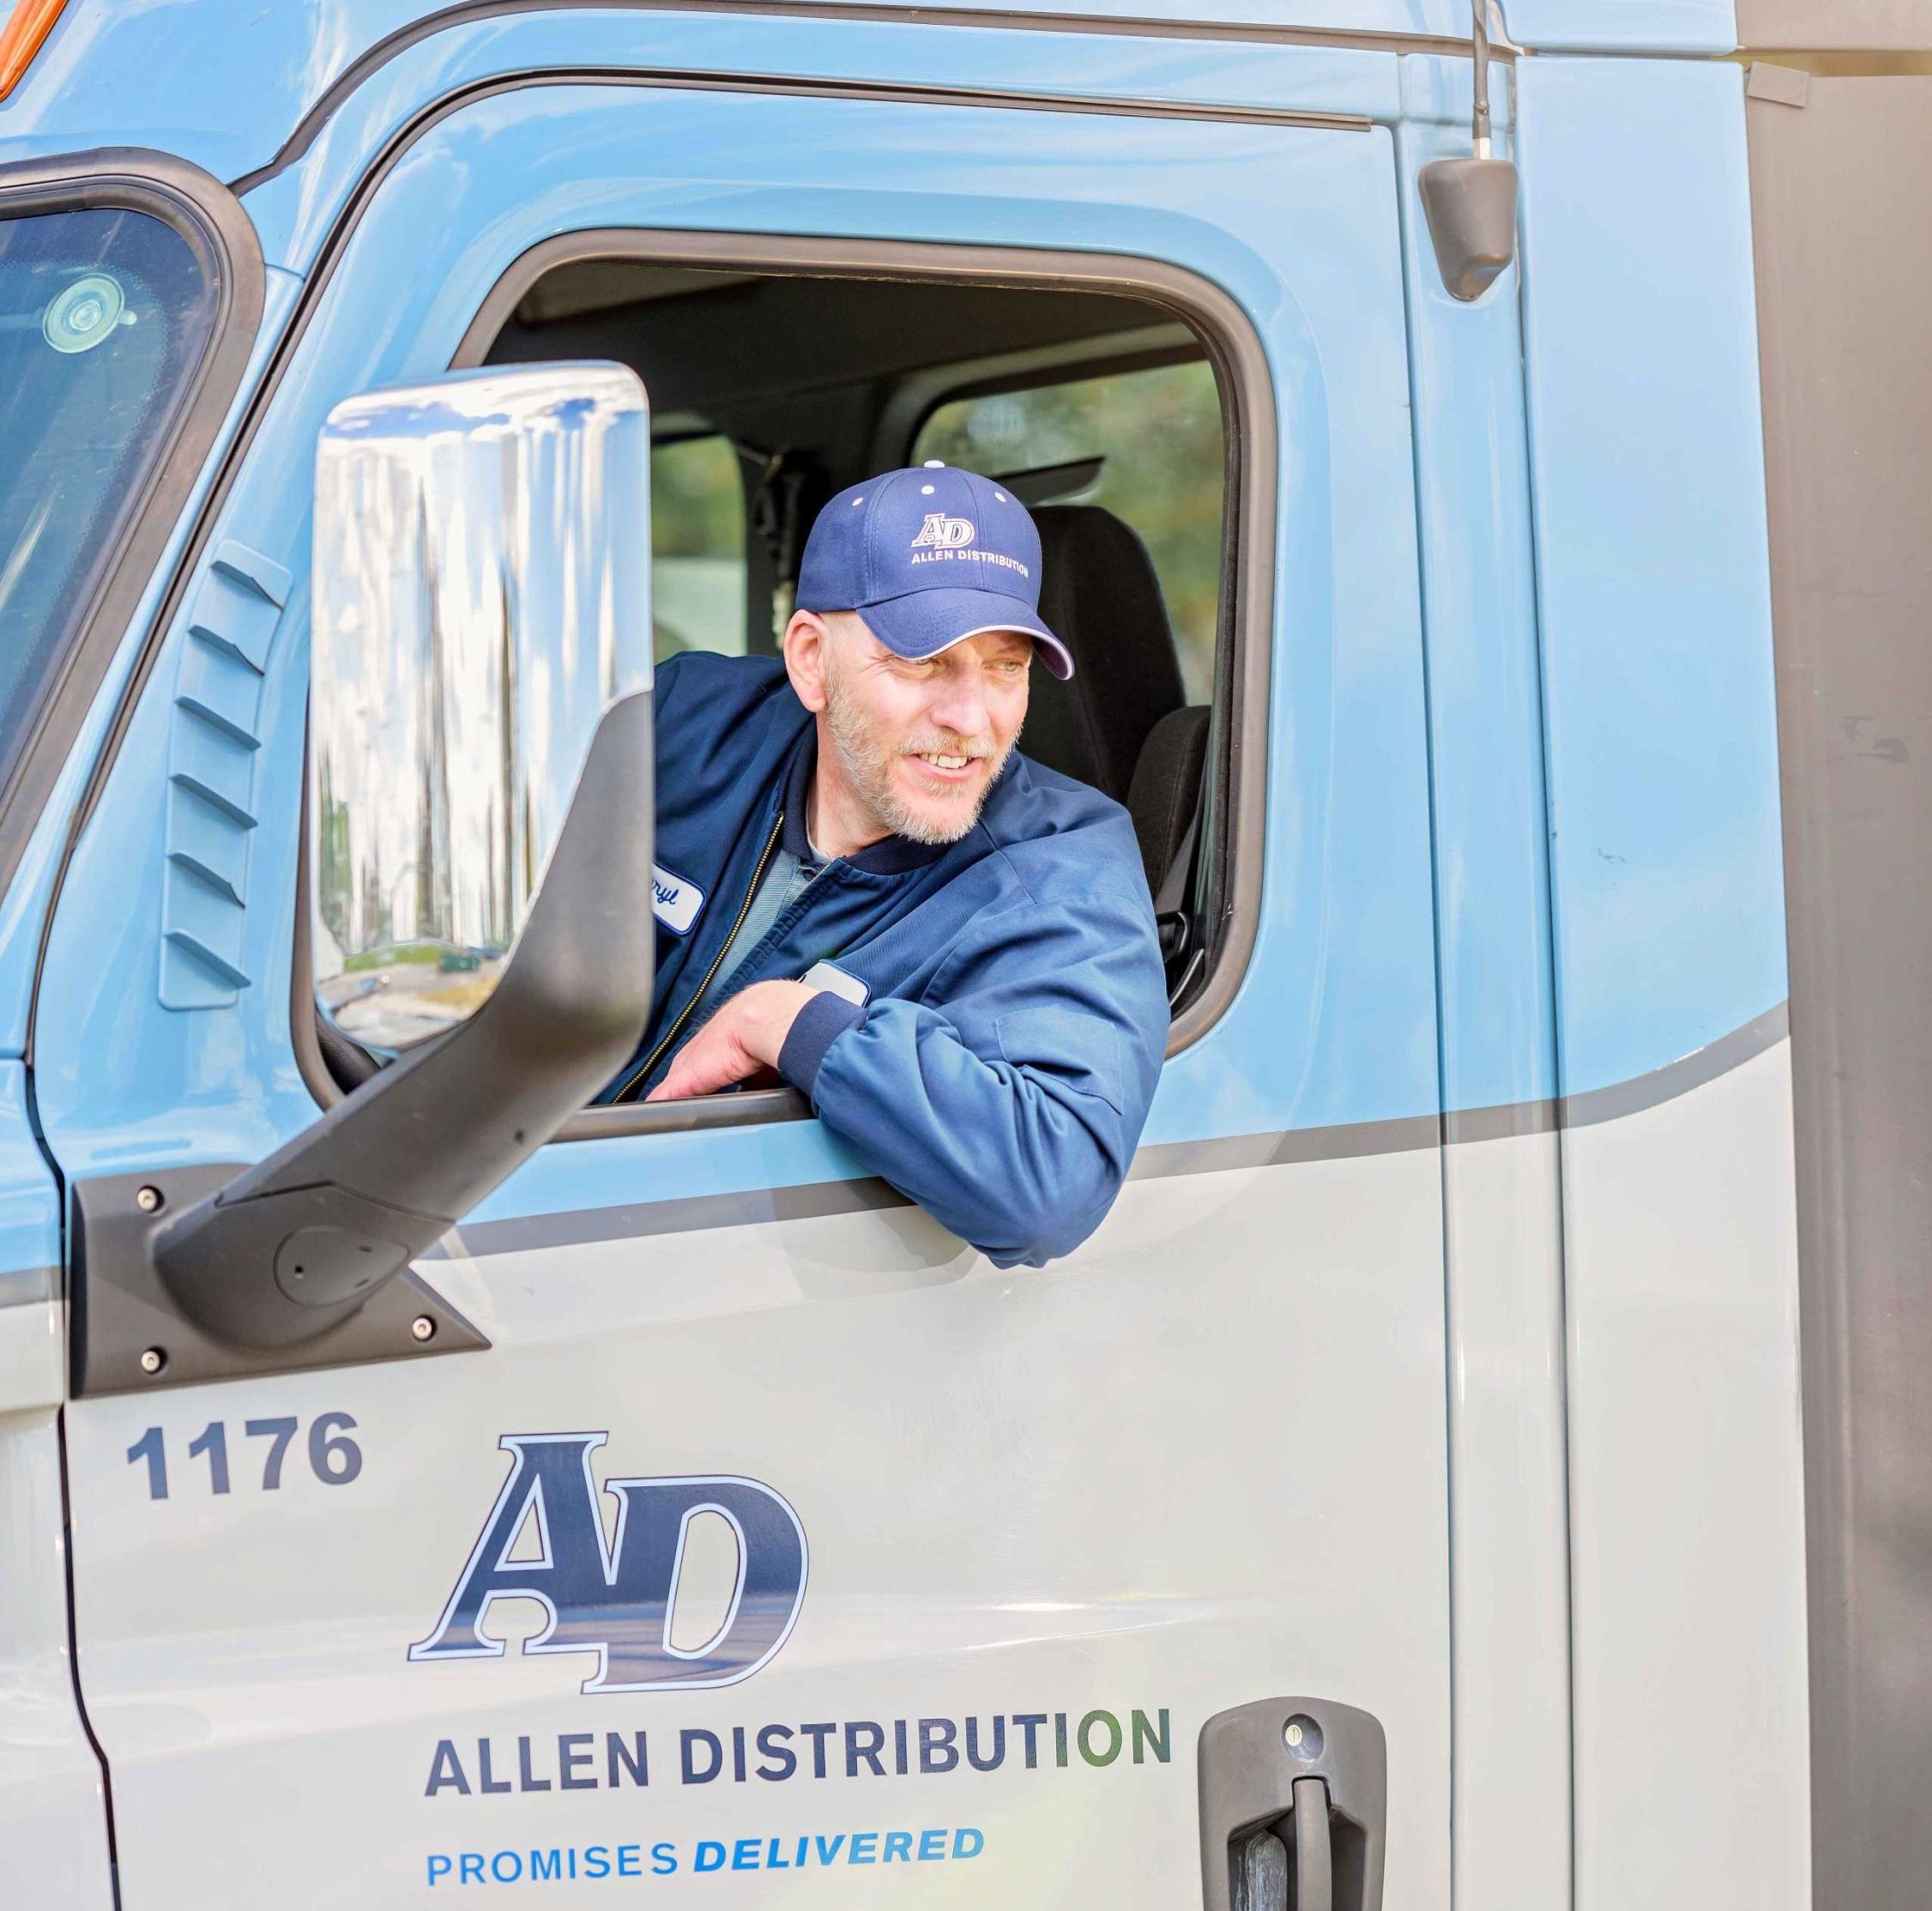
68,1164,488,1397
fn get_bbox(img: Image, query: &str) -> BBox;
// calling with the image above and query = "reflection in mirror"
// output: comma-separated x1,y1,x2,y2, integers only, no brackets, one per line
311,362,651,1051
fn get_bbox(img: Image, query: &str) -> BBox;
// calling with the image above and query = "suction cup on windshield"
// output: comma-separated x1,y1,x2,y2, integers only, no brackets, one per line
43,272,126,354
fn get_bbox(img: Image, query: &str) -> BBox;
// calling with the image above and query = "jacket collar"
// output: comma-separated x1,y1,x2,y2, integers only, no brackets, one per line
781,729,949,875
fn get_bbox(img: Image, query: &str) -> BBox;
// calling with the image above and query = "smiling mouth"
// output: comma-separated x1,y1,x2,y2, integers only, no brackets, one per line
903,748,989,786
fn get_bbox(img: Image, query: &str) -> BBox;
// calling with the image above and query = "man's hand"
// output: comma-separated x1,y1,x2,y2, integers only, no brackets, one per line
645,980,817,1102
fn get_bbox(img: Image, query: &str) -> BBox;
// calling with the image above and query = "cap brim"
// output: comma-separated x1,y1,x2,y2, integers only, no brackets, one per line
860,587,1075,680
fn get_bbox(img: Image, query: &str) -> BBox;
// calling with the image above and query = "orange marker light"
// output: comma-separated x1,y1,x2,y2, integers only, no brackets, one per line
0,0,70,103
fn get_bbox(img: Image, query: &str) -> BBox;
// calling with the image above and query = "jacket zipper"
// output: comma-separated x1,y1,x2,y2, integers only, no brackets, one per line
613,807,786,1103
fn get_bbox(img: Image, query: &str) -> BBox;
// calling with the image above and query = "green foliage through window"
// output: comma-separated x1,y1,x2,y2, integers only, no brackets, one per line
651,434,746,662
915,359,1224,702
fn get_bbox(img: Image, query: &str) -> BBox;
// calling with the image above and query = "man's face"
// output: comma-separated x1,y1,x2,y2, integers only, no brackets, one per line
815,612,1032,845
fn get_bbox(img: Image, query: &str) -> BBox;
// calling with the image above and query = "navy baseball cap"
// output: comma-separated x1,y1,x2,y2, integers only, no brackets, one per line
795,463,1074,680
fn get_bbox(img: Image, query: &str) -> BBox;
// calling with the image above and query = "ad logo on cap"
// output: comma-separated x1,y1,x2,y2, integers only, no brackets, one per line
910,512,976,551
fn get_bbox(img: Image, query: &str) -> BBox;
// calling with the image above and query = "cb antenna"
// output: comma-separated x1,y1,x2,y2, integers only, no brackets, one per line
1472,0,1492,155
1418,0,1518,300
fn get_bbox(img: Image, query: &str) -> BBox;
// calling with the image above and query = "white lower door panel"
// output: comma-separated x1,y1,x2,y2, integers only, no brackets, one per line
63,1146,1448,1907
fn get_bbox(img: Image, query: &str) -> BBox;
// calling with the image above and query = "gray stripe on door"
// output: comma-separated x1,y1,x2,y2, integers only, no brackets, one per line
0,1265,57,1308
427,1004,1790,1261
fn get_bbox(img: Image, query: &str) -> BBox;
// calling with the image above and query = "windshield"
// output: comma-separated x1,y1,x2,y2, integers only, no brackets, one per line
0,205,218,781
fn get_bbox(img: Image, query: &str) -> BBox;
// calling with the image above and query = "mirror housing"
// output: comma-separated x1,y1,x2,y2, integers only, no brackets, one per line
310,363,651,1050
151,365,656,1352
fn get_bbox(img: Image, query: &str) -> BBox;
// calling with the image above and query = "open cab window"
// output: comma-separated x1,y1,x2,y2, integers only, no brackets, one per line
305,244,1251,1117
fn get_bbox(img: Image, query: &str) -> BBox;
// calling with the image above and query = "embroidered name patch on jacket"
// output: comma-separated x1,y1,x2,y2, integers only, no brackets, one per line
651,863,704,935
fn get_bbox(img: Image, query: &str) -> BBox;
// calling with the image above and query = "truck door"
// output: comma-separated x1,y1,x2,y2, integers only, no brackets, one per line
45,45,1446,1909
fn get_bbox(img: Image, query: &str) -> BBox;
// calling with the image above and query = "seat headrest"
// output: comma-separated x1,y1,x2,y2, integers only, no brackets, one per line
1127,704,1211,897
1023,505,1184,801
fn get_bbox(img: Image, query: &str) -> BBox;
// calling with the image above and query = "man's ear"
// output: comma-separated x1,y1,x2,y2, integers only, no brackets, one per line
782,608,832,714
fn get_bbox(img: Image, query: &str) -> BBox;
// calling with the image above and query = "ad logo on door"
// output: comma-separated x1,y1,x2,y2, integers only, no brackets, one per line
409,1433,807,1694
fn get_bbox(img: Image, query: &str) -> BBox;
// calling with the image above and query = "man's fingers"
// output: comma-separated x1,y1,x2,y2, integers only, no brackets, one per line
646,1061,711,1101
646,1049,722,1101
643,1009,757,1101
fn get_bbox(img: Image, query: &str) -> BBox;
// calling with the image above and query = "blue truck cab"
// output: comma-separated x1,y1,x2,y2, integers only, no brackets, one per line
0,1,1927,1906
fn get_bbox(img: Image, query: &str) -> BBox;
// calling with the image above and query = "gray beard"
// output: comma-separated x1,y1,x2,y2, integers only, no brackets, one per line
822,664,1018,847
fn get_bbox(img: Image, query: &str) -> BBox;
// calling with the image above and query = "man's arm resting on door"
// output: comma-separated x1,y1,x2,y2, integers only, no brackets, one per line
792,884,1166,1267
648,881,1166,1265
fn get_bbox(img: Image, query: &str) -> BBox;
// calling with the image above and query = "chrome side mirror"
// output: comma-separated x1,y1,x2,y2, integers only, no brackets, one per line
310,363,651,1049
130,365,658,1363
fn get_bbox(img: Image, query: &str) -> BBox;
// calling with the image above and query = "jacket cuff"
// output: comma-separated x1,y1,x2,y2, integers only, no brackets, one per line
777,989,867,1099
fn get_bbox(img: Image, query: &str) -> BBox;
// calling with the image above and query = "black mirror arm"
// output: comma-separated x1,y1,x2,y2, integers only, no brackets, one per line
153,691,655,1351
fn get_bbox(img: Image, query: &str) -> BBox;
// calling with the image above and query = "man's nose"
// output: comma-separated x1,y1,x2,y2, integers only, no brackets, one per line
928,672,990,737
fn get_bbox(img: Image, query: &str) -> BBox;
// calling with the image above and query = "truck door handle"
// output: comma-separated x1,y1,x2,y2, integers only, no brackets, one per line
1229,1780,1334,1911
1198,1697,1386,1911
1293,1777,1334,1911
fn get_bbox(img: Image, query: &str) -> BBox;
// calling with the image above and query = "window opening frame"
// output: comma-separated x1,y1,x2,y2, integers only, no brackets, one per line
290,227,1275,1142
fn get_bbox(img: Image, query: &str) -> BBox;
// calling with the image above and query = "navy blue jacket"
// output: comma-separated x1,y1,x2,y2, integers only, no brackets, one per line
608,652,1168,1267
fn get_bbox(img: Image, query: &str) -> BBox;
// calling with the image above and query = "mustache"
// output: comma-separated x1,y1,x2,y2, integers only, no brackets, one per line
897,735,997,760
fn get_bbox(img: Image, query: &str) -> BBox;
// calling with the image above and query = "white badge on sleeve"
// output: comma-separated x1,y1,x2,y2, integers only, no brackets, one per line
800,961,870,1007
